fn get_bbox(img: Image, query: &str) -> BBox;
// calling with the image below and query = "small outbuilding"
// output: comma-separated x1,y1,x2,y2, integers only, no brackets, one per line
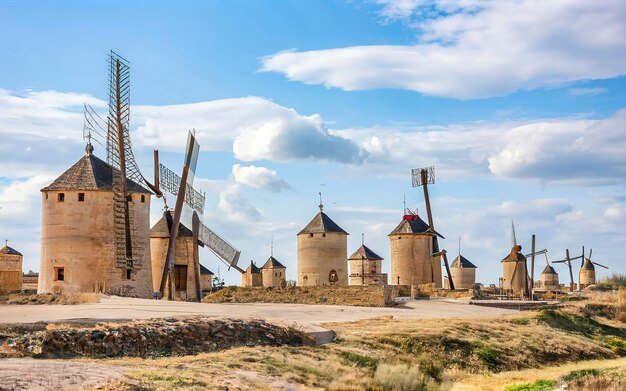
0,242,23,293
261,256,286,288
445,254,477,289
539,265,559,291
348,244,387,285
242,261,263,287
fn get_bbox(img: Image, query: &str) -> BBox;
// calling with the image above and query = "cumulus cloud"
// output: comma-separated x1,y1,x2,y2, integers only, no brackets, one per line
232,164,290,192
233,113,365,164
488,109,626,185
261,1,626,99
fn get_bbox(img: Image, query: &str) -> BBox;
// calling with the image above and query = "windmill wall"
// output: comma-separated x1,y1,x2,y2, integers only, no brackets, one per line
242,268,263,287
297,232,348,286
389,234,441,287
39,189,153,298
262,266,285,288
579,268,595,290
150,235,201,301
501,246,527,295
540,271,559,291
449,267,476,289
348,259,387,285
0,253,23,293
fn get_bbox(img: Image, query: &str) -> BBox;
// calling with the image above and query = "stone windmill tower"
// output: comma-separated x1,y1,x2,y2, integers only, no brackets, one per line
297,195,348,286
39,52,156,297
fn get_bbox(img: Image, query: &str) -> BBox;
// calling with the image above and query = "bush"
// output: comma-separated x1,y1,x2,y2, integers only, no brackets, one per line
503,379,557,391
339,351,379,369
561,368,601,382
369,363,441,391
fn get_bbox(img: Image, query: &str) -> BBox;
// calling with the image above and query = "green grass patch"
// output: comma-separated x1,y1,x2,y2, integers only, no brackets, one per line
604,337,626,355
561,368,601,382
510,317,531,325
470,342,501,370
503,379,557,391
339,351,379,369
536,309,625,338
131,371,207,389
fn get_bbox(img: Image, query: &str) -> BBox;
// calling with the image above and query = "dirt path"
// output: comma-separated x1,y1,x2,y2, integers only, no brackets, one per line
0,296,516,326
0,358,127,391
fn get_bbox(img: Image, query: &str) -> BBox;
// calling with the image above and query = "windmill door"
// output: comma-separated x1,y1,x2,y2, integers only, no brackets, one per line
174,265,188,291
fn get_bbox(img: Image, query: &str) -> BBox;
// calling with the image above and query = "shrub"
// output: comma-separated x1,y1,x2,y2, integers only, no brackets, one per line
503,379,557,391
369,363,441,391
561,368,601,382
339,351,379,369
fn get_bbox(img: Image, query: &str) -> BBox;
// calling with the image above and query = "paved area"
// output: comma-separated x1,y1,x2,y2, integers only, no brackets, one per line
0,296,517,326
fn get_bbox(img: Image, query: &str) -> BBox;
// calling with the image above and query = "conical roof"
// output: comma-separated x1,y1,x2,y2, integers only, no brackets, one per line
246,260,261,274
262,256,286,269
541,265,557,275
581,259,595,271
298,211,348,235
349,244,383,261
41,152,150,194
501,245,526,262
451,254,477,268
150,210,193,238
0,245,22,256
200,264,214,275
388,214,444,238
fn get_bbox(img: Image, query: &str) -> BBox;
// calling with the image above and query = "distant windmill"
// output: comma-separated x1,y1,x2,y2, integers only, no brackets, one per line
411,166,454,290
523,234,548,298
552,247,607,291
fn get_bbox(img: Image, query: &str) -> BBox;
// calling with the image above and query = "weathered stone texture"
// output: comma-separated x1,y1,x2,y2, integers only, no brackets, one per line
298,232,348,286
39,190,152,298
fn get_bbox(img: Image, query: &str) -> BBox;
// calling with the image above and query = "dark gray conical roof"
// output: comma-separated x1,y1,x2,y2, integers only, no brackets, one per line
150,210,193,238
41,153,150,194
0,245,22,256
262,256,286,269
451,254,477,268
298,211,348,235
349,244,383,261
388,214,444,238
541,265,557,275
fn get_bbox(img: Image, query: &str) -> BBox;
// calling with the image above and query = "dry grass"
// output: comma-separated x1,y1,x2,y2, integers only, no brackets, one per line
74,308,625,390
203,285,390,307
1,292,100,305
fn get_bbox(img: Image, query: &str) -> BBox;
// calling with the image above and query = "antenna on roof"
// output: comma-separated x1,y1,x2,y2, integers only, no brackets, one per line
403,194,406,214
362,233,364,246
270,234,274,257
458,236,461,257
319,192,323,212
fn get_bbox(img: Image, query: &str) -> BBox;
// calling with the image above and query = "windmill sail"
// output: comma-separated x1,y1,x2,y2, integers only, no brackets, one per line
105,51,148,268
196,218,241,271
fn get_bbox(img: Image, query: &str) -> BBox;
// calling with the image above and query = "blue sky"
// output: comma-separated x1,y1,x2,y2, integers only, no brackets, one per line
1,0,625,286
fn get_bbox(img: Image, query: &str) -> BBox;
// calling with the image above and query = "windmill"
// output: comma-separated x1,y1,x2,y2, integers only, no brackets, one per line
81,51,163,272
411,166,454,290
155,130,243,300
552,249,576,291
523,234,548,298
501,221,530,299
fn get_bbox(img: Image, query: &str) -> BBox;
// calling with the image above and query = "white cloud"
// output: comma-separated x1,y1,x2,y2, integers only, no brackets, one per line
261,1,626,99
568,87,608,97
488,109,626,185
217,183,263,223
132,97,364,164
232,164,290,192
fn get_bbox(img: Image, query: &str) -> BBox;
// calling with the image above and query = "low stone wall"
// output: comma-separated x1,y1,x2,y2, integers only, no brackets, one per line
0,317,313,358
203,285,395,307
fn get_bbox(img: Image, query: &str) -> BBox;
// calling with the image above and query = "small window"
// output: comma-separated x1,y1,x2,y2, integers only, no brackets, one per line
126,269,132,280
78,193,85,202
57,193,65,202
45,193,49,200
322,233,326,237
275,272,277,277
126,194,132,202
309,233,313,238
54,267,65,281
140,195,145,203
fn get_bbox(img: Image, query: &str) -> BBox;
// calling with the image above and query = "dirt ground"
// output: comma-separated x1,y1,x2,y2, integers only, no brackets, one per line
0,296,515,326
0,358,127,391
